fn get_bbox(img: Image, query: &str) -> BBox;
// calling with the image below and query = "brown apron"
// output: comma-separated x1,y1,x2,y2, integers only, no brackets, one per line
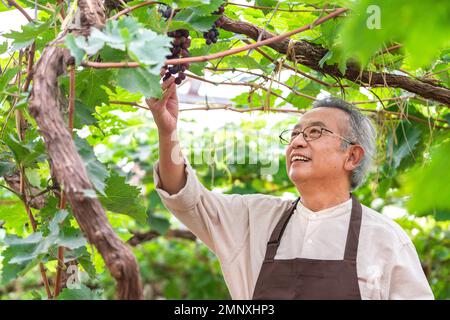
252,194,362,300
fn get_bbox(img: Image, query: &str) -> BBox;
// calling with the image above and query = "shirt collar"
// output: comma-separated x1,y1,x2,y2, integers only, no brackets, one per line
295,197,352,220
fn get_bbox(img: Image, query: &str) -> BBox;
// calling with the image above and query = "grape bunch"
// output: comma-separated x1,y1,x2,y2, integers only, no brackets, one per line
164,29,191,84
203,4,225,45
159,6,191,85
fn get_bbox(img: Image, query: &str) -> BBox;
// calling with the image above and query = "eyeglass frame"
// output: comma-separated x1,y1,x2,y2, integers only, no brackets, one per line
279,125,356,146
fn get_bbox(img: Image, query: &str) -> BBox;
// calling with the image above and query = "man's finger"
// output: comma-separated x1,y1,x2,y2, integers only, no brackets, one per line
161,83,176,105
162,76,175,90
145,76,175,109
145,96,159,108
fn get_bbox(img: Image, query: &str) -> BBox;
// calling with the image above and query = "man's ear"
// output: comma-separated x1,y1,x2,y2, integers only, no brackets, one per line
344,145,365,171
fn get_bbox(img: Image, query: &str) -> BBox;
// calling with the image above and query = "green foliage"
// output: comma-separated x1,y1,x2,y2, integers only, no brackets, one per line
57,284,103,300
402,138,450,220
147,207,171,235
340,0,450,67
1,210,86,285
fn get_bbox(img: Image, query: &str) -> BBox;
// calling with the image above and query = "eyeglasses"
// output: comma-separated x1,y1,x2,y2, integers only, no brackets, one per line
279,125,356,146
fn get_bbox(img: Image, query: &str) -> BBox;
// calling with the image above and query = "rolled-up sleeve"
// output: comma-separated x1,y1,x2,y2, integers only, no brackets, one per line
153,156,202,211
153,156,252,264
387,242,435,299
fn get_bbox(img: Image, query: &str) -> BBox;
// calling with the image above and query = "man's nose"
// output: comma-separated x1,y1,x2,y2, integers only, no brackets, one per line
291,133,308,148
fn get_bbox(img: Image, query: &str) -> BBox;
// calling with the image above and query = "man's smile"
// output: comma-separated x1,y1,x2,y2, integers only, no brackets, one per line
290,153,312,165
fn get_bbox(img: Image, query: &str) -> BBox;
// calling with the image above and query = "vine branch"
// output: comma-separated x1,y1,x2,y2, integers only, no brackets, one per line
7,0,33,22
226,1,337,13
81,8,348,68
218,15,450,105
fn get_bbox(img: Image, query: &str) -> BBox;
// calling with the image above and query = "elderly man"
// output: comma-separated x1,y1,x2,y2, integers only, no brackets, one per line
146,78,434,300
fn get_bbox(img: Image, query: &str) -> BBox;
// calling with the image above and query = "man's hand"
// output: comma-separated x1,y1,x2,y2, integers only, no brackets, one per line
145,76,179,136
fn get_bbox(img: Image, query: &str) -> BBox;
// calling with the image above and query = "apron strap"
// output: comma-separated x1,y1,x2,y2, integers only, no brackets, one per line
262,194,363,263
263,198,300,262
343,194,363,261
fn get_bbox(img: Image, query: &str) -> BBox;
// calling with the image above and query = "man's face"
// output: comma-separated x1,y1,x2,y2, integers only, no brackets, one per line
285,107,352,187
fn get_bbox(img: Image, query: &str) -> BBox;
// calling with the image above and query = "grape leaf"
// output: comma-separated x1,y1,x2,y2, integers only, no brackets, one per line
2,20,51,51
0,159,16,176
74,136,109,196
127,29,171,67
65,34,86,65
404,140,450,219
0,67,20,92
386,121,422,171
0,202,29,236
0,41,7,54
70,246,97,279
66,17,171,73
0,245,37,285
57,284,103,300
255,0,278,15
99,170,147,223
189,0,225,15
174,9,220,32
117,67,162,99
73,100,98,129
340,0,450,67
1,133,46,167
74,69,113,108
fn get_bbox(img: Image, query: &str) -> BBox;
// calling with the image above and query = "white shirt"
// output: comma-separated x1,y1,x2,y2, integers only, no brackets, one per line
153,157,434,300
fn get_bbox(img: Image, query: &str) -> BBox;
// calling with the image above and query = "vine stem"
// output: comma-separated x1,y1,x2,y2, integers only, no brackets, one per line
186,71,434,110
19,165,53,298
109,100,448,129
53,246,65,298
185,73,302,103
53,65,75,299
22,43,36,92
226,1,337,13
7,0,33,22
56,0,66,19
82,8,348,68
243,41,345,88
193,69,317,100
8,0,35,93
68,65,76,133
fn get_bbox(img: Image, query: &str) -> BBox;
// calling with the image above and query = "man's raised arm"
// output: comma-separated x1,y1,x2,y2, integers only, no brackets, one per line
145,77,186,195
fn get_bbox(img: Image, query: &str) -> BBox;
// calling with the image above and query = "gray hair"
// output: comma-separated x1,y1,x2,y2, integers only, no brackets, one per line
312,97,377,190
